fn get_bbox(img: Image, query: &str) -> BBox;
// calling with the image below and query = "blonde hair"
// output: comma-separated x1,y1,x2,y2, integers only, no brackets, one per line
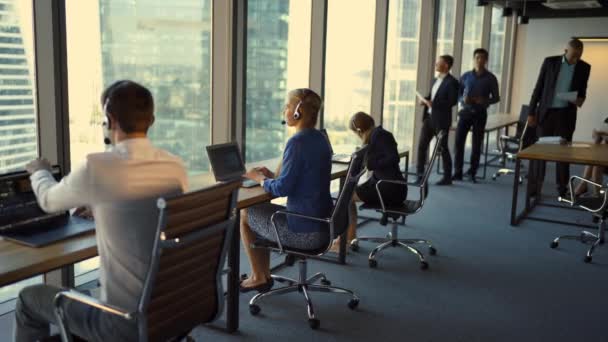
288,88,322,126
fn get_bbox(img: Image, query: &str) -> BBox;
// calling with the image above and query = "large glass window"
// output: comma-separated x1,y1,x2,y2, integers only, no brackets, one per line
460,0,484,74
488,6,506,114
435,0,457,59
0,0,41,309
66,0,212,174
245,0,311,162
382,0,421,149
323,0,375,153
65,0,212,283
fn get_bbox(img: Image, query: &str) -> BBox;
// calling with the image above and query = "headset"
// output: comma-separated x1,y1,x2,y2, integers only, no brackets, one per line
102,99,112,145
350,117,362,133
293,101,302,120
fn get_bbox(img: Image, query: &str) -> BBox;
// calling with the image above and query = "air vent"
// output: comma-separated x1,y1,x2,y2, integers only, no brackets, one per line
542,0,602,10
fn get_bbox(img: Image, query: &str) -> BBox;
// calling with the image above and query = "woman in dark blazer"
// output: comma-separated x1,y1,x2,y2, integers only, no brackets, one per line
331,112,406,251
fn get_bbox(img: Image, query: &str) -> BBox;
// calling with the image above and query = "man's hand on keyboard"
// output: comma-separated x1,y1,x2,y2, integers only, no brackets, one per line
25,158,52,175
73,206,94,220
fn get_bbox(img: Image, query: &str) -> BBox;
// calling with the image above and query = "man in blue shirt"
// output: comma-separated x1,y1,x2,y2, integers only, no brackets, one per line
527,38,591,197
453,48,500,183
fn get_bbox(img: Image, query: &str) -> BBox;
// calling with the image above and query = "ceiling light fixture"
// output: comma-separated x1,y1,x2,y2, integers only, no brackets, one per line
518,0,529,25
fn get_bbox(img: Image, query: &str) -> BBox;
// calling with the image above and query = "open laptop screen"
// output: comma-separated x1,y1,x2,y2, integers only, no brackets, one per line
206,142,247,182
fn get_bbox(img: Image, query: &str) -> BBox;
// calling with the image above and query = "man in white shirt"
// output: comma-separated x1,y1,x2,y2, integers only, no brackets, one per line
417,55,459,185
13,80,188,342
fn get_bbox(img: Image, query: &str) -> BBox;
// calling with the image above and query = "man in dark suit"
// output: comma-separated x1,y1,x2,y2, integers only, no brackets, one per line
417,55,459,185
527,38,591,197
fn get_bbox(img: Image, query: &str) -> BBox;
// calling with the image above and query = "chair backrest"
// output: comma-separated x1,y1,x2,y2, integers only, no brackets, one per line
330,145,369,239
139,181,240,342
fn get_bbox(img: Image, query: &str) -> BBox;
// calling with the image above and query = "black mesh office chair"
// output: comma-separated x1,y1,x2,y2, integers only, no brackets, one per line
248,146,368,330
350,132,443,270
492,105,534,181
52,182,240,342
550,176,607,263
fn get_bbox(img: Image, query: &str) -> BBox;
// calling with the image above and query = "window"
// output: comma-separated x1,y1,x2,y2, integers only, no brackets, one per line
65,0,212,284
382,0,421,149
323,0,376,153
435,0,457,59
0,0,40,309
245,0,311,162
66,0,212,174
460,0,484,74
488,6,506,114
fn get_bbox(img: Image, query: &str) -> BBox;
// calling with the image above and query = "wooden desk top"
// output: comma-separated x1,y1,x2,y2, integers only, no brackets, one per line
517,142,608,166
484,114,519,131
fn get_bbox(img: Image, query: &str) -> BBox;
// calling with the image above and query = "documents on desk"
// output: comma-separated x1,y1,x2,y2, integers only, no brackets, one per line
537,136,565,144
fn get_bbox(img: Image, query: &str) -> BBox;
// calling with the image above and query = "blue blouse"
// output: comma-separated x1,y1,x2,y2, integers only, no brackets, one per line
263,128,333,233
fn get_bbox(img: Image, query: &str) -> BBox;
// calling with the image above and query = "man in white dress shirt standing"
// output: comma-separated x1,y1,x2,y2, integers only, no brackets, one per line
416,55,459,185
13,80,188,342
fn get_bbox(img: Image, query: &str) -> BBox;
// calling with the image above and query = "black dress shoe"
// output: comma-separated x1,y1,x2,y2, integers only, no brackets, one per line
452,172,463,181
468,174,477,184
435,177,452,186
239,278,274,293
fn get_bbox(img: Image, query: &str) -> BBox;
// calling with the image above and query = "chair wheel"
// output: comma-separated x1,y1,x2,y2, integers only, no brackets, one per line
550,241,558,249
285,254,296,266
249,304,261,316
368,259,377,268
492,175,497,180
428,247,437,255
584,255,592,263
350,243,359,252
420,261,429,270
308,318,320,330
320,279,331,286
347,298,359,310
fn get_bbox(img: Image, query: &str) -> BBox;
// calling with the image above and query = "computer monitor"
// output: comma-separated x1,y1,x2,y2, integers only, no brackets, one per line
206,142,247,182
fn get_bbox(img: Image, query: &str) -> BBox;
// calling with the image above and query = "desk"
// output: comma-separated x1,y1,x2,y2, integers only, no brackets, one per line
510,142,608,227
437,114,519,179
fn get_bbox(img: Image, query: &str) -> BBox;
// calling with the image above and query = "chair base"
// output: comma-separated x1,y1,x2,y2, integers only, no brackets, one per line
350,221,435,270
249,259,359,329
550,219,605,263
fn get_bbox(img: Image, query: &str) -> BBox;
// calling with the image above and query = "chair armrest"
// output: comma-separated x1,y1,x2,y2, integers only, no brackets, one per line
374,179,412,213
558,176,607,212
53,290,134,342
269,210,331,253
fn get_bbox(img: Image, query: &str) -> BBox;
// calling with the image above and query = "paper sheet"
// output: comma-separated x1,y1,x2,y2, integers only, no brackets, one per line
415,90,426,101
570,143,591,148
555,91,578,102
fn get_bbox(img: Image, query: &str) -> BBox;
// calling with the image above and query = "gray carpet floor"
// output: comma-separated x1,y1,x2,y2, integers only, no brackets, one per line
194,164,608,342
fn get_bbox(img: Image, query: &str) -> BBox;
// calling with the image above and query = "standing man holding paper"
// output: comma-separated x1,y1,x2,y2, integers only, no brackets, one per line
416,55,459,185
527,38,591,197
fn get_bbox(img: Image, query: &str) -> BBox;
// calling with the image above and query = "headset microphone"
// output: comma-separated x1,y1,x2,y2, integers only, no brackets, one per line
281,120,286,125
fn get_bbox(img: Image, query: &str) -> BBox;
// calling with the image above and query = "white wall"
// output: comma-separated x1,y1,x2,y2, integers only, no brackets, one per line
510,17,608,141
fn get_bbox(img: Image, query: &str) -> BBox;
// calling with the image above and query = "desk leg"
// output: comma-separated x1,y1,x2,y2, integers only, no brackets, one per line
226,210,240,333
510,158,520,226
338,176,346,265
61,266,74,288
483,131,489,179
404,152,409,182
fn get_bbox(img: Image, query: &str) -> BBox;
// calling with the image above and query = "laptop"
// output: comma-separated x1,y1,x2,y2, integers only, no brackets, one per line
319,129,353,164
0,166,95,247
206,142,260,188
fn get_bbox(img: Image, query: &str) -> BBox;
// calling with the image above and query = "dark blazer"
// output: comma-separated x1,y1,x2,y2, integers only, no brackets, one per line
423,73,459,130
529,55,591,123
365,126,404,182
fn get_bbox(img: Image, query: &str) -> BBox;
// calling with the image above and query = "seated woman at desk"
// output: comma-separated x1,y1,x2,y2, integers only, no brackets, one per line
240,88,332,292
574,125,608,196
331,112,407,251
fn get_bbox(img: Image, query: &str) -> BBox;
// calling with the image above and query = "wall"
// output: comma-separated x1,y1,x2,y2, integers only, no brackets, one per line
510,17,608,141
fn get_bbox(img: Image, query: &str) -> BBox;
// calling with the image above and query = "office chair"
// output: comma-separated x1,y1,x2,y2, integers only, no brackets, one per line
492,105,533,181
350,132,443,270
52,182,240,342
550,176,607,263
248,147,368,330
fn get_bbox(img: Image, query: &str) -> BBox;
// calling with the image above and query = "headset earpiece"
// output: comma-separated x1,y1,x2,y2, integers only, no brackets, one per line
293,101,302,120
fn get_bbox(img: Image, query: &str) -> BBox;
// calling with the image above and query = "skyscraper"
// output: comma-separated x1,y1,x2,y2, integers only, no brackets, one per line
0,0,37,173
99,0,212,173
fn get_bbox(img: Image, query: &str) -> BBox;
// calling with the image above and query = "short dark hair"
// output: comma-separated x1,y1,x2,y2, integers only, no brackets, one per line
568,38,584,51
101,80,154,134
473,48,489,59
440,54,454,69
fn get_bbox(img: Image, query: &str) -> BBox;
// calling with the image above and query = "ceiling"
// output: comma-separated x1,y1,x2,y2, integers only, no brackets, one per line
484,0,608,19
